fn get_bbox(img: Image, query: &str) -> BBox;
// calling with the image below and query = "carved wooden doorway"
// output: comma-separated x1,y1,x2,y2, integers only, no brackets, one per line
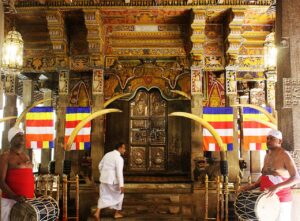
129,89,167,172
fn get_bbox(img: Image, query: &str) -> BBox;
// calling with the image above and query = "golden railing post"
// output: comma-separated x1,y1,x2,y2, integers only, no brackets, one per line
205,174,209,220
63,174,68,221
75,175,79,221
45,175,49,196
216,176,220,221
56,175,60,204
220,176,224,220
248,175,252,184
235,175,240,194
224,176,229,221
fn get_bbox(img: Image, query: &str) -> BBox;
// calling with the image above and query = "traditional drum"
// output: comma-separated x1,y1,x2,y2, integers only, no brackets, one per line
234,191,280,221
10,196,59,221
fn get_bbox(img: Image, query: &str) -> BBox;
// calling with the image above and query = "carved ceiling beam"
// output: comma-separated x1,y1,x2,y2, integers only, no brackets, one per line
226,8,245,69
190,9,206,67
46,11,68,68
83,9,104,67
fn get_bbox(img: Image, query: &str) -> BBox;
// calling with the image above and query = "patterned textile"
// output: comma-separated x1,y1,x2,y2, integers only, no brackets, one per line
25,107,54,149
203,107,233,151
64,107,91,150
242,107,272,151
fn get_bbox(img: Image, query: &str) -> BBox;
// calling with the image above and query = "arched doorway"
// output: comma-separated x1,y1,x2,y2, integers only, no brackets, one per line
105,88,191,181
128,89,167,172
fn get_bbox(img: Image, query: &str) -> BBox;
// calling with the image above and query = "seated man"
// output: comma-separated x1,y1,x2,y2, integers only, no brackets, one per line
0,127,35,221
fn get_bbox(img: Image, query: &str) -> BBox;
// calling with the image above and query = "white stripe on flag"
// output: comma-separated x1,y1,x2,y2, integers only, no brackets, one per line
31,141,38,149
243,128,271,136
249,143,257,151
65,127,91,136
70,143,76,150
26,127,54,134
203,128,233,136
208,143,216,151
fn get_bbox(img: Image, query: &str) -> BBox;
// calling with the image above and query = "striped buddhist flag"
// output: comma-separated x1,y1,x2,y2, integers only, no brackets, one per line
25,107,54,149
65,107,91,150
242,107,272,151
203,107,234,151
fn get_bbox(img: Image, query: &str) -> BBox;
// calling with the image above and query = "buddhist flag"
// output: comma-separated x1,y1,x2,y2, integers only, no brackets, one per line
25,107,54,149
65,107,91,150
203,107,234,151
242,107,272,151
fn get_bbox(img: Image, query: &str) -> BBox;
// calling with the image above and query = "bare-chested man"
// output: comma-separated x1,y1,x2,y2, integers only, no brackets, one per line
0,127,35,221
240,129,300,221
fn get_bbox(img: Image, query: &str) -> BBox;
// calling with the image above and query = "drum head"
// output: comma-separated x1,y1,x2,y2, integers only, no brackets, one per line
255,193,280,221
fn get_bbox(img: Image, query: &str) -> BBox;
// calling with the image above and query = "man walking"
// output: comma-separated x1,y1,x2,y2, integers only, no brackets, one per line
93,142,126,220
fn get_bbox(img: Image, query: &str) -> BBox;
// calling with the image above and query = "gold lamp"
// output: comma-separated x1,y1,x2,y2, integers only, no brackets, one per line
264,32,277,71
2,28,24,70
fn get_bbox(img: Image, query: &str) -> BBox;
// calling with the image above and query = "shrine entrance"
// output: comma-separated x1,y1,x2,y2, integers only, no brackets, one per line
128,89,167,172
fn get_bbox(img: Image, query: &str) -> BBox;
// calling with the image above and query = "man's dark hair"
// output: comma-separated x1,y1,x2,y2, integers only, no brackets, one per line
114,142,125,150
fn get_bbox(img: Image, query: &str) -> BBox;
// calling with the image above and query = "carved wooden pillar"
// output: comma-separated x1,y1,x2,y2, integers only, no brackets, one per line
0,1,3,65
226,9,249,180
84,9,105,181
22,79,33,107
265,71,276,110
46,11,69,68
83,9,104,67
2,73,18,151
225,66,239,180
91,69,105,181
190,9,205,183
41,89,53,169
54,70,69,175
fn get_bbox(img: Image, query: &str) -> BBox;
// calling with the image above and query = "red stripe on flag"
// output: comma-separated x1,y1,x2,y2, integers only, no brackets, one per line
243,136,266,143
26,120,53,127
209,121,234,129
243,122,270,128
26,134,53,141
65,121,91,128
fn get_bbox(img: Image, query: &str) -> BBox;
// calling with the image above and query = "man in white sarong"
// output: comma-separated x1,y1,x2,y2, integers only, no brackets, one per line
93,142,126,220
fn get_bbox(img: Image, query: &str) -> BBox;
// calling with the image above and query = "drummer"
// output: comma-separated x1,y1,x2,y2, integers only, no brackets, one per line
240,129,300,221
0,127,35,221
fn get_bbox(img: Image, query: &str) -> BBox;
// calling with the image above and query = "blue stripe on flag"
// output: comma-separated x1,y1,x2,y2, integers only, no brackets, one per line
66,107,91,114
227,143,233,151
49,141,54,149
203,107,233,114
84,142,91,150
243,107,272,114
30,107,54,112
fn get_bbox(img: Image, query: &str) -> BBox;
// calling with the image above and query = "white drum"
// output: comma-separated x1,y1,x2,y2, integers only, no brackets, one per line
10,196,59,221
234,191,280,221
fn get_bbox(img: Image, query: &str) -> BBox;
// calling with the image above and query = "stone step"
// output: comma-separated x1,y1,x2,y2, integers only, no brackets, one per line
86,214,195,221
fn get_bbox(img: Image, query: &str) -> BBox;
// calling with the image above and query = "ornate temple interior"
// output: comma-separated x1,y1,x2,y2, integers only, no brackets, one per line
1,0,300,220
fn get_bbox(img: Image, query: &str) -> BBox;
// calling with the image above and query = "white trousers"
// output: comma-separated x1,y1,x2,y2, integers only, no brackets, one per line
276,202,292,221
1,198,17,221
97,183,124,210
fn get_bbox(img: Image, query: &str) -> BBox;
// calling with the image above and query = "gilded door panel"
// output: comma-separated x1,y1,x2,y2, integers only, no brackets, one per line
129,89,167,172
149,146,165,170
130,91,149,117
129,146,147,170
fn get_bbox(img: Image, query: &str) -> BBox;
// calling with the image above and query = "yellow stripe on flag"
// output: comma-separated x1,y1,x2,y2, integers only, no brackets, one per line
43,141,49,149
66,113,90,121
79,142,84,150
203,114,233,122
26,112,53,120
243,114,270,121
